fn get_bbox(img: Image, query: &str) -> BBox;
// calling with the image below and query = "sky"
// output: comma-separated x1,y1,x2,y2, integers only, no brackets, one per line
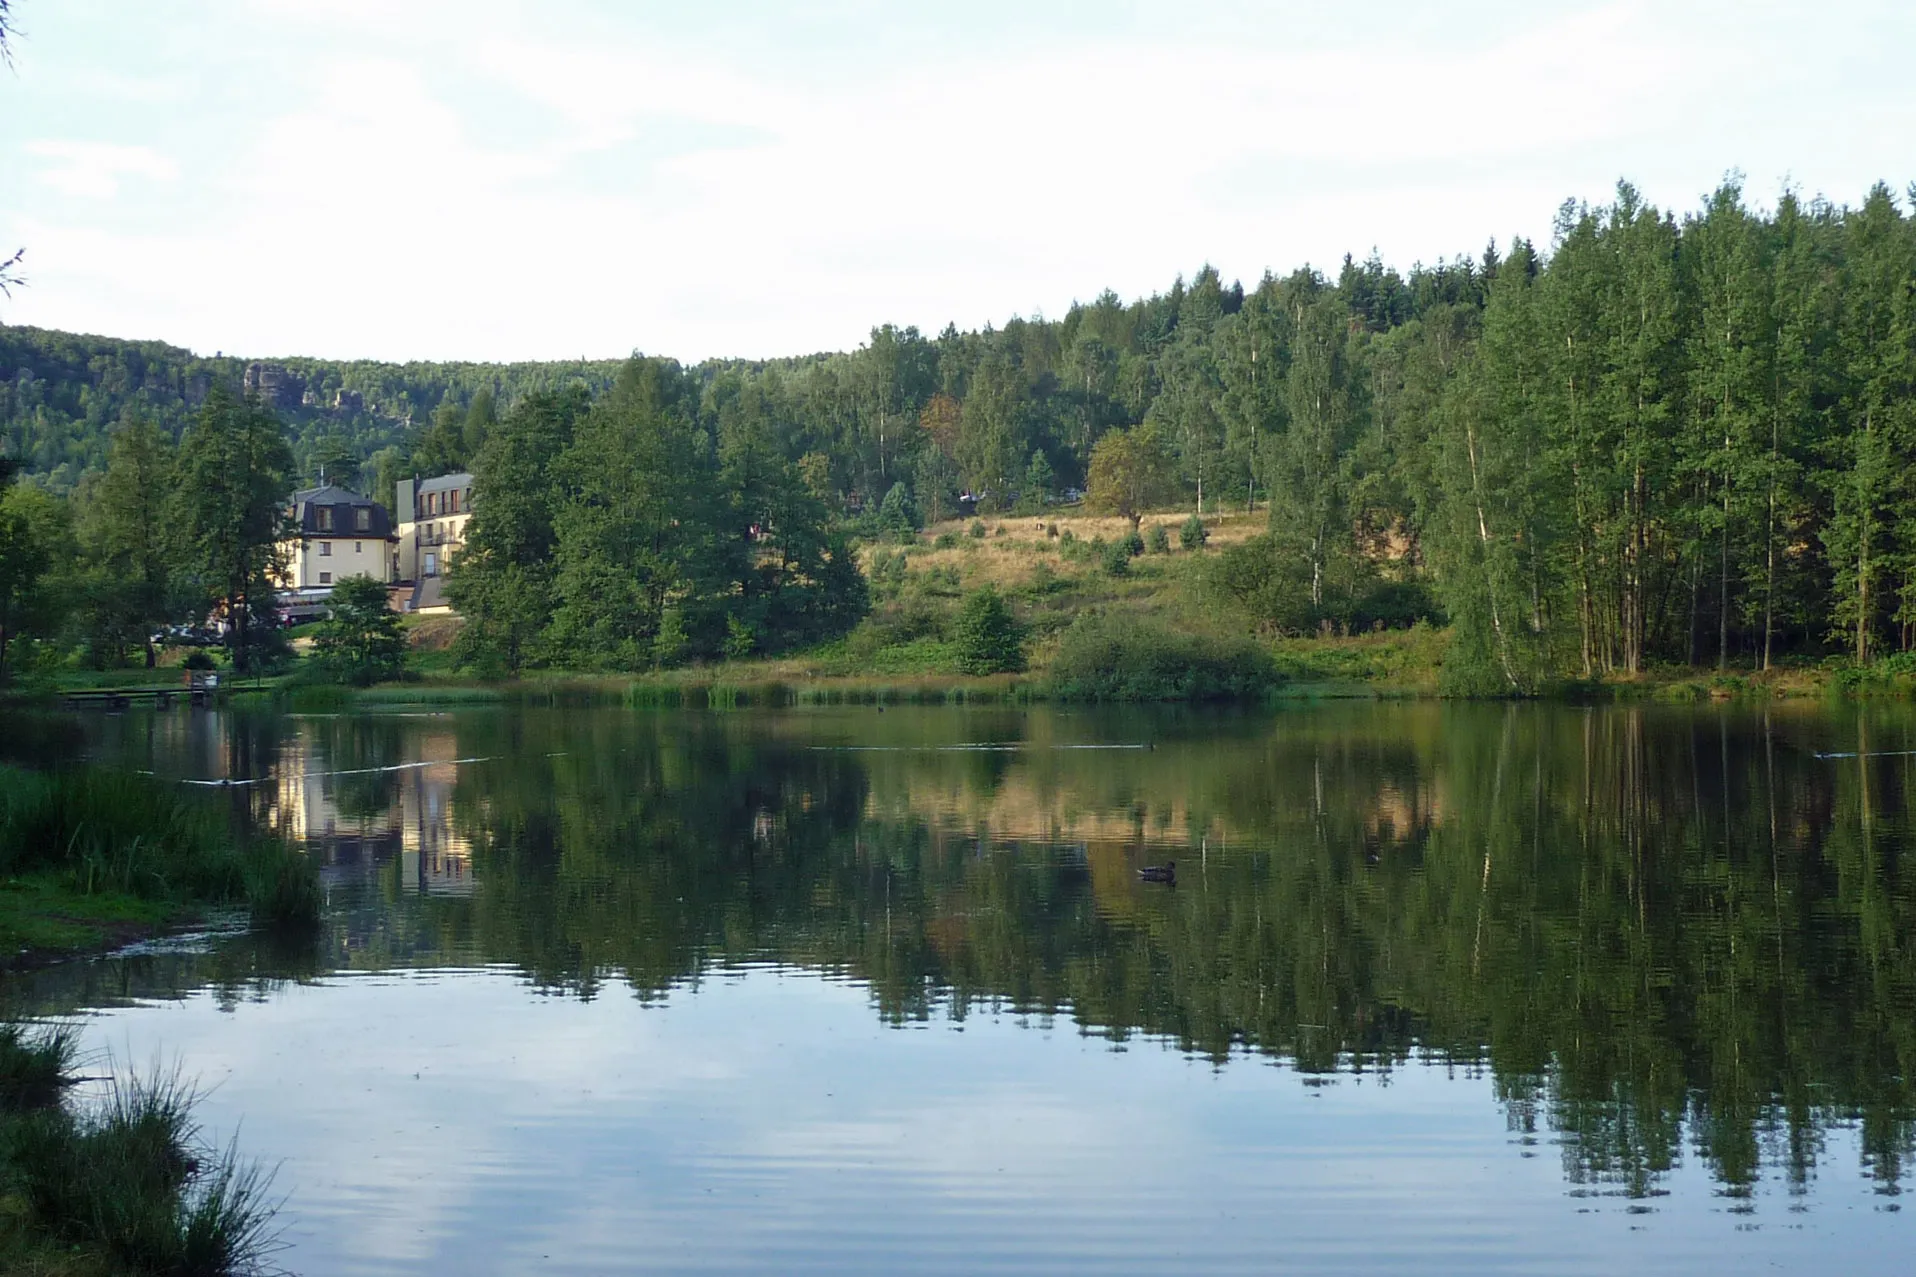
2,0,1914,364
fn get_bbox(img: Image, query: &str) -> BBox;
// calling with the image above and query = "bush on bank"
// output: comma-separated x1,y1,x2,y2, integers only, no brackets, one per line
1044,614,1281,702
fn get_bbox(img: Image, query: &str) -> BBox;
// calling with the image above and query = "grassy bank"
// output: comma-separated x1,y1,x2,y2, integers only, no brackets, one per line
0,1022,278,1275
0,767,319,961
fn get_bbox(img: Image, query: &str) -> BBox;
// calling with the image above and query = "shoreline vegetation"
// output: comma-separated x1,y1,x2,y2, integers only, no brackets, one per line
0,1021,280,1275
0,766,320,964
5,506,1900,710
0,496,1902,712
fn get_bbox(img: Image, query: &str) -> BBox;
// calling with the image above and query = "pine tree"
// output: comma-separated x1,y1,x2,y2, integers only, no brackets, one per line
1825,185,1914,660
1680,180,1772,667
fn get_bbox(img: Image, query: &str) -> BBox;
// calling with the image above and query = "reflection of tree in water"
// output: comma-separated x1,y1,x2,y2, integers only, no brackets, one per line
353,703,1916,1203
37,703,1916,1203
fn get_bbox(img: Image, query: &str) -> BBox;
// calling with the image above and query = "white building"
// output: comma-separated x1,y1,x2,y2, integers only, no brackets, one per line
395,472,474,613
275,484,400,622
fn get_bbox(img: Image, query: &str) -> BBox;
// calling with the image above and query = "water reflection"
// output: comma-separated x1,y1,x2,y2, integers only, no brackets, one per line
39,702,1916,1209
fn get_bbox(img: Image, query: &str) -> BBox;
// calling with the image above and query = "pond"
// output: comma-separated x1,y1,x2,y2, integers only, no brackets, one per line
11,700,1916,1274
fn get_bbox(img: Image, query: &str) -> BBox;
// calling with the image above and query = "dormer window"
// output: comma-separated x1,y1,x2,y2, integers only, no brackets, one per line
316,506,334,531
355,506,371,532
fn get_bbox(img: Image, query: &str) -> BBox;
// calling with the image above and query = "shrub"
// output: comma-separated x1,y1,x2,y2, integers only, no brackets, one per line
934,531,960,550
868,548,911,596
313,576,406,686
1046,523,1059,539
921,564,963,596
877,480,917,532
1101,539,1131,576
722,615,757,660
952,587,1028,675
1122,528,1145,557
1207,533,1441,634
1045,614,1280,701
1180,513,1209,550
1146,524,1171,554
181,650,216,672
653,606,690,667
968,519,987,540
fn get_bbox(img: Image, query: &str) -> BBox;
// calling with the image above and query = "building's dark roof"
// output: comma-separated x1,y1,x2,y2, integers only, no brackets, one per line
291,484,365,507
290,485,397,539
417,472,473,495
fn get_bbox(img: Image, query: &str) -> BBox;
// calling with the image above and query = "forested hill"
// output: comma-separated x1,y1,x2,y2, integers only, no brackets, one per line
7,174,1916,682
0,324,629,496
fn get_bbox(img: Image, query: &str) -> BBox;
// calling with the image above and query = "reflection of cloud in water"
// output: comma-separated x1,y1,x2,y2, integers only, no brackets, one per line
70,969,1912,1276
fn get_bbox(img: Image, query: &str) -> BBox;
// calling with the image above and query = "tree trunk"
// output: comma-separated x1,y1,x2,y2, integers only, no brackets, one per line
1464,415,1518,689
1764,388,1780,671
1857,409,1873,664
1719,477,1732,668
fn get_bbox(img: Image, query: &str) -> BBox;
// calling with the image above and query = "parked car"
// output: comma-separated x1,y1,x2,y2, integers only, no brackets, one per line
151,625,220,647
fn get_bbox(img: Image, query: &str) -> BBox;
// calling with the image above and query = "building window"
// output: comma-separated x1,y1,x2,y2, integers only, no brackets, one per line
317,506,334,531
319,541,331,557
354,541,363,553
355,506,372,532
319,571,331,585
425,552,438,578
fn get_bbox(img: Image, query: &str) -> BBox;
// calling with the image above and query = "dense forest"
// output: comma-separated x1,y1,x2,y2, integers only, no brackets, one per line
5,175,1916,685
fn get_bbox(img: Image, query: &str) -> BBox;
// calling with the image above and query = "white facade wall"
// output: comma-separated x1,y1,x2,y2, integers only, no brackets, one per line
396,511,472,581
284,535,395,589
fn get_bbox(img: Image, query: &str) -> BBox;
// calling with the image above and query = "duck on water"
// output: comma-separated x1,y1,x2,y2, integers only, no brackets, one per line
1138,861,1176,885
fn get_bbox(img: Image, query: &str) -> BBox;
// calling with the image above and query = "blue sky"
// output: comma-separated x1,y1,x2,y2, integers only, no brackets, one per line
3,0,1913,362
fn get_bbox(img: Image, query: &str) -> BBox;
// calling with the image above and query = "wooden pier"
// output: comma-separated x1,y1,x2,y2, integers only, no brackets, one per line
58,674,219,711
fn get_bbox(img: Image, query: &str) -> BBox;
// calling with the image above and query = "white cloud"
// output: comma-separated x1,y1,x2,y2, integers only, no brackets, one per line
3,0,1912,360
26,140,179,199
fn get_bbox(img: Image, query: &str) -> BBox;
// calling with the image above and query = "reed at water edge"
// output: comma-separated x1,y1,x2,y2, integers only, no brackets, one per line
0,1021,282,1275
0,765,320,933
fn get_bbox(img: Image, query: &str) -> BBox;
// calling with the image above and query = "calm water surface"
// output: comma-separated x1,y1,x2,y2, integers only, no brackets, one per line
12,701,1916,1274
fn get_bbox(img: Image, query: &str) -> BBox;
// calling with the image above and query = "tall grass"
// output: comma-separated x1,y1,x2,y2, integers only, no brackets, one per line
619,675,1029,708
285,683,356,713
2,1047,282,1276
354,685,504,706
0,1020,77,1111
0,766,320,929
